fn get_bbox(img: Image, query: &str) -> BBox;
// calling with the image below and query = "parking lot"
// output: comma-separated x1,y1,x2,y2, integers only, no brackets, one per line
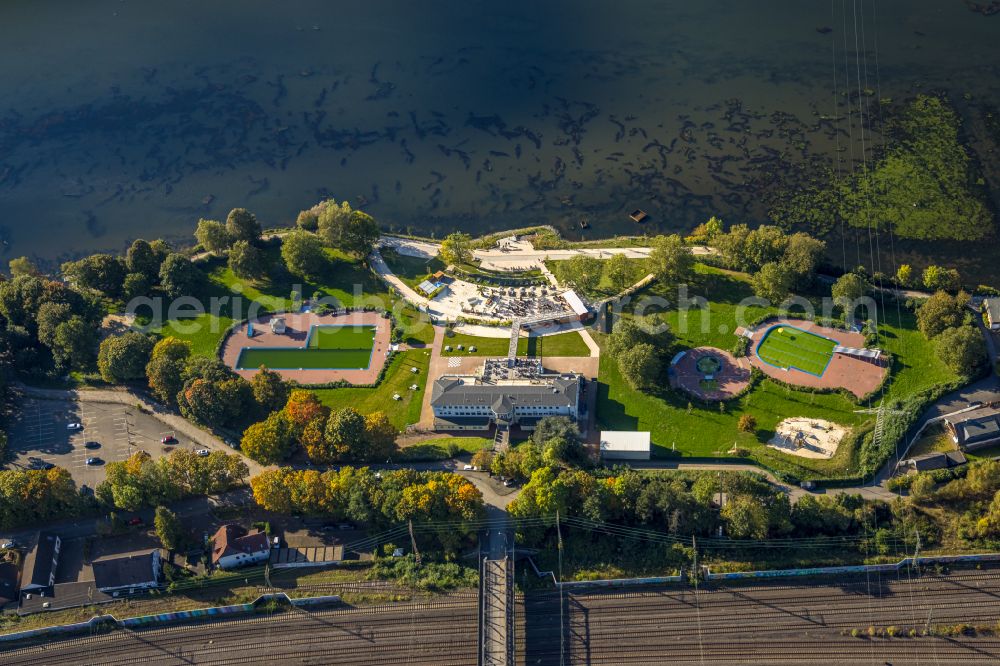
7,399,205,488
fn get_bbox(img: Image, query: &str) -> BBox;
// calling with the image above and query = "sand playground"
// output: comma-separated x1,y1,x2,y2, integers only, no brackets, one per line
767,417,848,459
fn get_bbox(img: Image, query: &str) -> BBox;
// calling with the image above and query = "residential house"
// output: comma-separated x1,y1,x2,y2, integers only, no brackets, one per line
211,524,271,570
984,299,1000,331
20,532,60,593
945,407,1000,451
93,551,162,595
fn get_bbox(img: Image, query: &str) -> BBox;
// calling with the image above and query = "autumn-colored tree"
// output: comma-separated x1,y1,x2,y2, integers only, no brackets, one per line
283,390,329,438
145,336,192,404
737,414,757,433
241,412,295,463
363,411,398,461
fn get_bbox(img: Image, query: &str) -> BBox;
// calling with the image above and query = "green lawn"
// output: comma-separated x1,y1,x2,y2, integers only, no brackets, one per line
907,423,957,457
396,437,492,461
150,246,432,355
441,331,591,357
313,349,430,430
755,325,836,377
545,257,649,300
236,326,376,370
594,334,867,477
381,249,445,289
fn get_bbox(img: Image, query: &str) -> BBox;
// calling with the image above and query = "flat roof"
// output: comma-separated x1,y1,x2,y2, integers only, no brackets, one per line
562,290,589,316
600,430,651,452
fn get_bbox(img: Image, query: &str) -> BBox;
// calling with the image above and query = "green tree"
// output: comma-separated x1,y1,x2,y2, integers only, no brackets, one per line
323,407,368,461
296,208,319,231
154,506,184,551
225,208,261,244
604,253,635,293
648,234,694,288
895,264,913,287
281,230,326,279
250,366,290,415
916,291,968,339
97,332,154,383
122,272,151,300
194,219,231,254
935,325,987,375
159,254,203,299
750,262,793,303
439,232,472,266
363,411,398,461
50,317,97,371
781,232,826,288
316,200,354,245
126,239,162,280
922,265,962,292
618,343,661,390
831,272,870,313
559,254,603,294
228,240,269,280
241,411,295,463
61,254,126,296
146,337,192,404
8,256,40,278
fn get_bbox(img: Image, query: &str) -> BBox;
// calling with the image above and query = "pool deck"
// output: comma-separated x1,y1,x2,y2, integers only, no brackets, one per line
221,311,392,385
745,318,886,398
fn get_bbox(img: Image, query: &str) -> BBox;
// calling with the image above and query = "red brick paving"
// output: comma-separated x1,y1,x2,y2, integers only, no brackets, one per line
671,347,752,401
220,310,392,385
745,318,886,399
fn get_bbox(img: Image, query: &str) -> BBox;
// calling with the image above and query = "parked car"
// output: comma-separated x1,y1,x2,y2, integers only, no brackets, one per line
463,464,474,471
161,435,177,444
337,523,356,531
85,457,99,465
67,422,82,430
127,517,144,527
195,449,210,457
0,540,16,549
84,441,101,449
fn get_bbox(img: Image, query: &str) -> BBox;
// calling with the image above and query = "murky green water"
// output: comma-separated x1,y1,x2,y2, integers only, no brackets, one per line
1,0,998,272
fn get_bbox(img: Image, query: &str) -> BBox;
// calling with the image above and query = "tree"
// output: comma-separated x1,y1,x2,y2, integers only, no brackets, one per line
194,219,231,254
296,208,319,231
281,230,326,279
9,256,40,277
604,253,635,293
122,272,151,300
648,234,694,288
916,291,968,339
439,232,472,266
50,317,97,371
146,337,192,404
126,239,161,280
560,254,603,293
97,332,154,383
922,265,961,292
363,412,398,461
159,254,203,298
250,367,290,415
618,343,661,390
532,416,580,448
471,448,494,471
340,211,380,257
738,414,757,433
750,262,793,304
154,506,184,551
241,411,295,463
782,232,826,288
228,240,269,280
895,264,913,287
606,316,673,361
322,407,368,461
225,208,261,244
316,200,354,244
935,325,987,375
61,254,126,296
831,272,869,313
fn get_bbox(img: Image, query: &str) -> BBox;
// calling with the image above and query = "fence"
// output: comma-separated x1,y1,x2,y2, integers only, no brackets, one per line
703,552,1000,581
0,592,341,644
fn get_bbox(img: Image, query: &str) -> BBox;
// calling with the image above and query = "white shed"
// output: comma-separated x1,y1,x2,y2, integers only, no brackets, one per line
600,431,651,461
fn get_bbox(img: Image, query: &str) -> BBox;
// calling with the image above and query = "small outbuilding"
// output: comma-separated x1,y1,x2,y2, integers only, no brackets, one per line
898,450,967,474
269,317,286,334
599,431,651,461
984,299,1000,331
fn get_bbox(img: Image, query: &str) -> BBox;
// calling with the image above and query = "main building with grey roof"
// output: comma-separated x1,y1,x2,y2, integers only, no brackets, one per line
431,373,581,431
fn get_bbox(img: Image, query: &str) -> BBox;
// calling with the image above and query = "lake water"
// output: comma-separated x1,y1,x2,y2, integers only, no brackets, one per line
2,0,998,275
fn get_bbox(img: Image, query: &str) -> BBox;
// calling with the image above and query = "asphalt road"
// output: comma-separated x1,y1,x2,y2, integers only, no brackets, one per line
6,398,204,489
8,568,1000,664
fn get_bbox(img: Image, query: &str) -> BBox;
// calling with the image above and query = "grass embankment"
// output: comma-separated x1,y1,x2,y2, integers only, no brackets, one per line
314,349,430,429
441,331,591,357
595,262,960,478
380,250,445,290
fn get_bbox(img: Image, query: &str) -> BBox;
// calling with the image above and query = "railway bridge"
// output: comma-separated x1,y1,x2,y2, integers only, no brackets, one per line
478,528,515,666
